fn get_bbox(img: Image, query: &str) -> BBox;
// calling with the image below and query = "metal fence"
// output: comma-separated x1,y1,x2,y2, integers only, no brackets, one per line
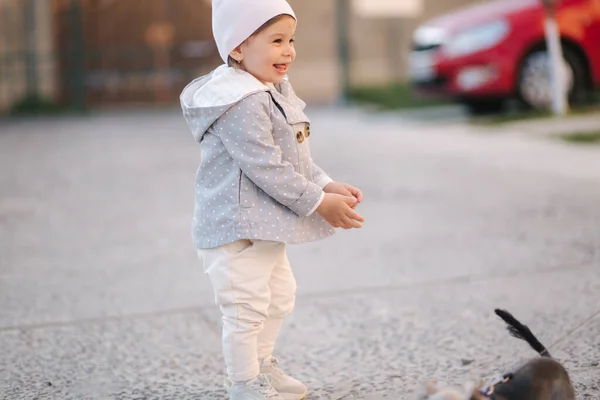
0,0,219,114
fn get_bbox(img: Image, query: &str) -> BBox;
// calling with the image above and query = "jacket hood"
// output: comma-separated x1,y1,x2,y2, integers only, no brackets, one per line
180,64,271,142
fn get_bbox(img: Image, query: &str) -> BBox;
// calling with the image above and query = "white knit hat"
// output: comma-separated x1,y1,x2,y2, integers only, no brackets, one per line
212,0,297,63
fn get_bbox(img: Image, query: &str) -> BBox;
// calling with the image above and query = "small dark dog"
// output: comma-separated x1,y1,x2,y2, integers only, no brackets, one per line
417,309,576,400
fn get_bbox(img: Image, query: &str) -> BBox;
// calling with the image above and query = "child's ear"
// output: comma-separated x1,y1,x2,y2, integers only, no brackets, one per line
229,46,243,62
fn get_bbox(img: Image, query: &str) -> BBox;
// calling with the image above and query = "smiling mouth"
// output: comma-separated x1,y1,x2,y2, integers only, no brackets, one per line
274,64,289,73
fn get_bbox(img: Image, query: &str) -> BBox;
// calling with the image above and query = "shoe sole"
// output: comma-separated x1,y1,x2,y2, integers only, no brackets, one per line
223,378,307,400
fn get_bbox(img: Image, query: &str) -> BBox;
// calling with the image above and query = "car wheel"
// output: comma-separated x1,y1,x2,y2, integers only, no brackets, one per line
517,47,588,109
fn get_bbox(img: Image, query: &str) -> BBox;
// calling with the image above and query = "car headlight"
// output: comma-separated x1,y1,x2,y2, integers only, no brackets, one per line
413,26,447,48
443,20,510,58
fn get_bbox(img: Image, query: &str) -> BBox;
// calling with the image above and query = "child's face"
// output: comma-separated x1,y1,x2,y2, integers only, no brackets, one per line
234,15,297,84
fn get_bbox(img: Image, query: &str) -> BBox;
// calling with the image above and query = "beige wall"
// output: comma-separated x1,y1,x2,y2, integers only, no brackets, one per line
0,0,57,112
288,0,482,103
0,0,483,111
286,0,340,103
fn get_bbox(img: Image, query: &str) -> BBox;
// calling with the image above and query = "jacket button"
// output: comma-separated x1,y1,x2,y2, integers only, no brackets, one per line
305,125,310,137
297,131,305,143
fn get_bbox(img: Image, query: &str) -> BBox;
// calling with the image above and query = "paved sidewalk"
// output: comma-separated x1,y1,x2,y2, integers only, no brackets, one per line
1,108,599,399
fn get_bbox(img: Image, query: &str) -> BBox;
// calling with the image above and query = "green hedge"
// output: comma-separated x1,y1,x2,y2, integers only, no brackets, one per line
348,82,451,110
10,94,70,115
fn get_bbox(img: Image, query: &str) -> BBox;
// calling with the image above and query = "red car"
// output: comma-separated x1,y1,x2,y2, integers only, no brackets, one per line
409,0,600,113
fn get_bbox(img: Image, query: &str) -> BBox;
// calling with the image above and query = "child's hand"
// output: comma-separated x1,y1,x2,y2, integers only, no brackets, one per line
316,193,365,229
323,182,363,206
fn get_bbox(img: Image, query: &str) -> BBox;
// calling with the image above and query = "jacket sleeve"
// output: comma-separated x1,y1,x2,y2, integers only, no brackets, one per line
215,92,323,217
311,162,333,189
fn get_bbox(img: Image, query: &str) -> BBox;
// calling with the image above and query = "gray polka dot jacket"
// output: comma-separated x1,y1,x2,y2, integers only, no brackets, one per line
180,65,335,249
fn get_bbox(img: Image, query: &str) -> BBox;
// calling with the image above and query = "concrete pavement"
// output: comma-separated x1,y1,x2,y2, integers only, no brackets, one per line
1,108,599,399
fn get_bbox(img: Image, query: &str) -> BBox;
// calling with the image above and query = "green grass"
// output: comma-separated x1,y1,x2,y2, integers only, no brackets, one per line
348,82,451,110
560,130,600,144
472,102,600,126
473,91,600,125
9,94,73,115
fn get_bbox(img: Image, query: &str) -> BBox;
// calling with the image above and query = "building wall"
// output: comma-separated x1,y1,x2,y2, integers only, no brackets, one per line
52,0,484,105
0,0,56,112
0,0,484,111
52,0,218,106
288,0,484,102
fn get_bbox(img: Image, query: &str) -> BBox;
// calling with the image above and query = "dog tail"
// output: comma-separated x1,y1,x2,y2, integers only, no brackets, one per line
494,309,552,358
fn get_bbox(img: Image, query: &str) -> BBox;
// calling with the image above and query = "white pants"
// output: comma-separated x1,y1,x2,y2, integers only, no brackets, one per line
198,240,297,382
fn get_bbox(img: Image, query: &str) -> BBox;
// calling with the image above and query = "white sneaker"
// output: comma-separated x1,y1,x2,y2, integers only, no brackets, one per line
226,357,307,400
260,356,307,400
229,374,284,400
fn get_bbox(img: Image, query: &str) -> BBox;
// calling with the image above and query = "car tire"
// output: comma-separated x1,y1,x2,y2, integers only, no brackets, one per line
517,46,589,110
